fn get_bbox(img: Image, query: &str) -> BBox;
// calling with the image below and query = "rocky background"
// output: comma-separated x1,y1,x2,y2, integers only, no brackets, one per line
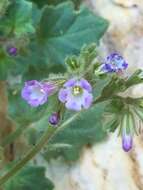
40,1,143,190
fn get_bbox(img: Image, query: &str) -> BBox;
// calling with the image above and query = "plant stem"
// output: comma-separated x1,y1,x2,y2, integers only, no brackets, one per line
0,113,79,187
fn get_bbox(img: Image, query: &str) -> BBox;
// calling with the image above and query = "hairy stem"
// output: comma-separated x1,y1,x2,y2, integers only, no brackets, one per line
0,113,79,186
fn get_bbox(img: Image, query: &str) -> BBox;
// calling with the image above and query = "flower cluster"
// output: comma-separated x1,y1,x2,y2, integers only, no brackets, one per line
101,53,128,73
22,78,93,111
21,52,130,152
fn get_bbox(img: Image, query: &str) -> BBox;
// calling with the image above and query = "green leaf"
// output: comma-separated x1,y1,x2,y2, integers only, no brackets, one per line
0,0,35,36
21,2,108,80
103,111,120,133
104,98,125,114
93,75,112,99
133,106,143,123
28,0,82,8
43,103,107,161
4,166,54,190
102,97,125,133
97,76,127,101
125,69,143,88
31,2,107,68
37,2,108,64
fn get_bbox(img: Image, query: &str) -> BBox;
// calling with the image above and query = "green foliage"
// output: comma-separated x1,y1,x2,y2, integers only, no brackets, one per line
0,0,35,36
43,103,107,161
25,72,111,161
28,0,82,8
0,1,108,80
65,43,97,74
133,104,143,123
103,98,124,133
4,166,54,190
41,75,113,161
96,76,126,101
22,2,108,80
125,69,143,88
37,2,108,62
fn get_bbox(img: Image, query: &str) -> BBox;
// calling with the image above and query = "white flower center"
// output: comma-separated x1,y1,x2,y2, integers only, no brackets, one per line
72,86,83,96
31,87,45,99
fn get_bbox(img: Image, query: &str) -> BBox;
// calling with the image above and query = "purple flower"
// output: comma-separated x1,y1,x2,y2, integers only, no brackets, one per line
7,46,17,56
58,78,93,111
101,53,128,73
122,132,133,152
21,80,56,107
49,112,60,126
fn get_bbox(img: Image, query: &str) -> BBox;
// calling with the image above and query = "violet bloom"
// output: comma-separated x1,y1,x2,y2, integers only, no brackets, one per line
49,112,60,126
7,46,17,56
21,80,56,107
122,132,133,152
101,53,128,73
58,78,93,111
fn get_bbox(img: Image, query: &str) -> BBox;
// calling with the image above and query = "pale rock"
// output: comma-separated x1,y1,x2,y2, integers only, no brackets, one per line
43,133,143,190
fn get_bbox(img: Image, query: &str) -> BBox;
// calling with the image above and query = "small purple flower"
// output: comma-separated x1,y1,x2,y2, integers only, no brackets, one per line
7,46,18,56
21,80,56,107
58,78,93,111
49,112,60,126
122,132,133,152
101,53,128,73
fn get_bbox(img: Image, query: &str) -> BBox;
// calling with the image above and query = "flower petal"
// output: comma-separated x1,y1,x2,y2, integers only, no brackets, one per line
65,99,82,111
83,92,93,109
79,79,92,92
64,78,76,87
101,63,114,72
58,88,69,103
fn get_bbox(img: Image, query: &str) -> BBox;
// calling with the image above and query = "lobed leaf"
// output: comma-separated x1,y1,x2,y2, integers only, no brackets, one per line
4,166,54,190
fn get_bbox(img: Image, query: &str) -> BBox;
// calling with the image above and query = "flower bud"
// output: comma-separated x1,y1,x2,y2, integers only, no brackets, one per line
122,133,133,152
7,46,17,56
121,112,134,152
65,56,79,72
49,112,60,126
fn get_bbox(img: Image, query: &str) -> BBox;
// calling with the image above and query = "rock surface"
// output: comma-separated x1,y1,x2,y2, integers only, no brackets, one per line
45,135,143,190
44,1,143,189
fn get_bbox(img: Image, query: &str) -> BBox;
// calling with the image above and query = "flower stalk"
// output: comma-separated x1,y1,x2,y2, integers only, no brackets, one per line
0,112,80,186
